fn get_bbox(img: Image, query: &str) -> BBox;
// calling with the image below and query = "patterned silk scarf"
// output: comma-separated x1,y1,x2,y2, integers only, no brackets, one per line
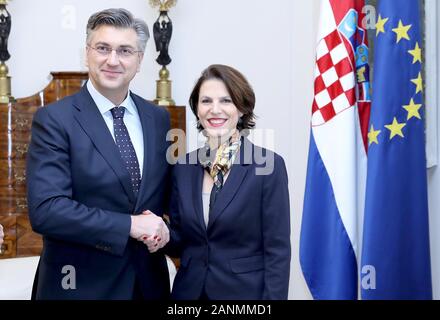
200,132,241,210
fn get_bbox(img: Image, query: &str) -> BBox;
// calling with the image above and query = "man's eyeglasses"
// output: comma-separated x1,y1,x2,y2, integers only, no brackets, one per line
87,45,142,58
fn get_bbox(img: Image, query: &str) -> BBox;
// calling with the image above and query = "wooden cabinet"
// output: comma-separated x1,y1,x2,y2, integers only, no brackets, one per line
0,72,186,259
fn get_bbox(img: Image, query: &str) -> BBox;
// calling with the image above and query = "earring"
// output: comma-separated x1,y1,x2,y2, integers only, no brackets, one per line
237,117,244,128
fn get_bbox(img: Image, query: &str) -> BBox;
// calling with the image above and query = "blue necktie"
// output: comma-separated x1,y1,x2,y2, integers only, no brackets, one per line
111,106,141,194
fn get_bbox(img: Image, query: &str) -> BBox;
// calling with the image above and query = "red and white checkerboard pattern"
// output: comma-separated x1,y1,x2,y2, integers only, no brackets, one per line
312,29,356,126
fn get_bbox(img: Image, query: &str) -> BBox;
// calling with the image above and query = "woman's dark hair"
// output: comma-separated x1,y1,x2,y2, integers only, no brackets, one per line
189,64,256,131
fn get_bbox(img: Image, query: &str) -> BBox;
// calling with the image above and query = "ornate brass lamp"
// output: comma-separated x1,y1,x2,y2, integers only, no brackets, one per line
0,0,13,103
149,0,176,106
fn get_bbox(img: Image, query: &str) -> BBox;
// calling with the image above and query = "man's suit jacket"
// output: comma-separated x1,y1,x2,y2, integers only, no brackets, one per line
168,139,291,300
26,84,171,299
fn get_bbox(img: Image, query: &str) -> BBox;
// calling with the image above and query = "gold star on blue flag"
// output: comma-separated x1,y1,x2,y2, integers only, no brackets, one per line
361,0,432,300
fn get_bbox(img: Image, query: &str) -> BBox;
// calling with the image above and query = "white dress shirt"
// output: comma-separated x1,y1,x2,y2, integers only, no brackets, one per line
87,81,144,177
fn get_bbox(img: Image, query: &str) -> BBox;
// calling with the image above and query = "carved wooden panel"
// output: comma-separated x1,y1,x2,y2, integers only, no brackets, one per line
0,71,186,259
0,215,16,258
166,105,186,134
165,105,187,160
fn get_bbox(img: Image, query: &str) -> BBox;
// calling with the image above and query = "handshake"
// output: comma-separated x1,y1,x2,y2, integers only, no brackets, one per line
129,210,169,253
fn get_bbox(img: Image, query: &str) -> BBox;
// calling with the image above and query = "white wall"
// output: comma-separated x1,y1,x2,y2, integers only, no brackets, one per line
289,0,319,300
8,0,318,299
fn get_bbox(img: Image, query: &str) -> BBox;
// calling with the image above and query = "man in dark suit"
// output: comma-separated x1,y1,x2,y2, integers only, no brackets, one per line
26,8,171,299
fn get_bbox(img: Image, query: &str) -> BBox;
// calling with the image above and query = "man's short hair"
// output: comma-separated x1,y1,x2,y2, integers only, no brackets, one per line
86,8,149,52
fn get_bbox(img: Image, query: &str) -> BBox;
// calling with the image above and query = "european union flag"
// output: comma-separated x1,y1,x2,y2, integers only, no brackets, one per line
361,0,432,299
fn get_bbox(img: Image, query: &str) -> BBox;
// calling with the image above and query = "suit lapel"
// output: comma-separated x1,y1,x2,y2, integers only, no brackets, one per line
131,94,155,210
72,85,136,204
190,160,207,233
206,164,249,230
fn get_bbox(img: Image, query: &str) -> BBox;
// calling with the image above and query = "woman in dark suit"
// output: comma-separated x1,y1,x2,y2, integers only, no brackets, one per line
147,64,291,299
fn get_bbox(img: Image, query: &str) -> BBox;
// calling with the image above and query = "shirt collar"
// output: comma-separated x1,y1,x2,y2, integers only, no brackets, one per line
86,80,137,116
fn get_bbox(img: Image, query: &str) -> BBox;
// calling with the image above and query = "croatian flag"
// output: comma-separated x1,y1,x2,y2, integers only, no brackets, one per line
300,0,371,299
